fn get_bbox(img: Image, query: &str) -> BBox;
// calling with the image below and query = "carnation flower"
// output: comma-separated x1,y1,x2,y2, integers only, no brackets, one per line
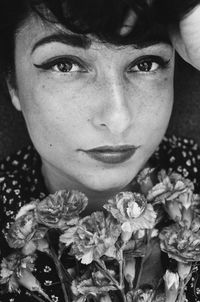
6,190,88,249
105,192,146,219
159,223,200,263
0,253,36,292
6,212,37,249
104,192,156,239
35,190,88,229
60,212,121,264
147,170,194,208
3,177,199,302
0,253,51,301
147,170,196,226
0,254,20,288
6,208,49,253
22,226,49,255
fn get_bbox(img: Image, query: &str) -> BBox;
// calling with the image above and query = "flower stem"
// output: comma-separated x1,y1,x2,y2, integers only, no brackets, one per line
118,247,126,300
31,292,52,302
119,248,124,289
135,256,145,289
95,260,120,288
177,279,185,302
95,260,126,302
50,247,70,302
135,230,151,289
177,269,193,302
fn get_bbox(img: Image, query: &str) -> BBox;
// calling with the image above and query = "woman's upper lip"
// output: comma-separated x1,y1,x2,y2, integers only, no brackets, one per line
84,145,140,152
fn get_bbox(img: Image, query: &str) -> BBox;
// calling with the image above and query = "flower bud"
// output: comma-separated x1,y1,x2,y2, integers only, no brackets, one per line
164,270,179,290
121,222,132,243
124,257,136,289
121,230,132,243
177,262,192,280
18,269,51,302
163,270,179,302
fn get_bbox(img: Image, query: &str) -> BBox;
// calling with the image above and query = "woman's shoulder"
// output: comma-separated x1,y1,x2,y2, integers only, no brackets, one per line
151,135,200,191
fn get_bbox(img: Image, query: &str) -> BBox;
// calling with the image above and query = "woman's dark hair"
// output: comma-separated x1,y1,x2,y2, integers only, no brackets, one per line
0,0,199,77
159,0,200,23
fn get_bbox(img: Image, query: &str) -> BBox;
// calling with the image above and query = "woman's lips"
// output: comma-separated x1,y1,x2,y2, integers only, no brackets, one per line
82,145,140,164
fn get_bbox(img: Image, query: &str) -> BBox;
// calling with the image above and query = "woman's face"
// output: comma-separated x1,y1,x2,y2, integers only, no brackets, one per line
10,15,174,195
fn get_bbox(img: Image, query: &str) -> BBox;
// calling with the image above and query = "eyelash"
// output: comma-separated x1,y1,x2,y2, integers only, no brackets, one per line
34,55,170,75
127,56,170,73
34,56,88,73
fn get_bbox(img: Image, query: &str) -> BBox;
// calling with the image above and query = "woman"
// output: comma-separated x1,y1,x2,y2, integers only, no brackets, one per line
0,0,200,301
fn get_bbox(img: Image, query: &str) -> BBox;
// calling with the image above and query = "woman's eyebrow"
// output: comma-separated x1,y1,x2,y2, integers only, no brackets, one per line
31,32,92,54
31,27,172,54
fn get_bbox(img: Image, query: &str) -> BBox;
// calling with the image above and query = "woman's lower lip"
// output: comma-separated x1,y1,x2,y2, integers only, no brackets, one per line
85,149,138,164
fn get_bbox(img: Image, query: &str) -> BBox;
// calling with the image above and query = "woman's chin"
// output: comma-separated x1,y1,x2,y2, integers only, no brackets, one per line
74,165,140,195
82,175,133,194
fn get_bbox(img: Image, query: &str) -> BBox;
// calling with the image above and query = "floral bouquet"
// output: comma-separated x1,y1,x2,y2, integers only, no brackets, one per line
1,168,200,302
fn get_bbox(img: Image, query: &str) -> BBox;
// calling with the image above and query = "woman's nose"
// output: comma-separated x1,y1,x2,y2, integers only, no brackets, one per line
92,79,133,135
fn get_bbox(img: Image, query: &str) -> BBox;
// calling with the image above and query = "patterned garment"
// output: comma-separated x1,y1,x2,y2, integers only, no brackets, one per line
0,136,200,302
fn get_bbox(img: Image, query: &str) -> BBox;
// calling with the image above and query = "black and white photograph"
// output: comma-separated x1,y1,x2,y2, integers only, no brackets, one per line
1,1,200,301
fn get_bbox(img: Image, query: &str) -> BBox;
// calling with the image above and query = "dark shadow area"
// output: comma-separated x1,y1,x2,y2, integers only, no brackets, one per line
0,79,30,159
167,55,200,143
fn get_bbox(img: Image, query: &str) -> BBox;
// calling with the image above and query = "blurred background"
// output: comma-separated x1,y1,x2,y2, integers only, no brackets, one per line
0,54,200,160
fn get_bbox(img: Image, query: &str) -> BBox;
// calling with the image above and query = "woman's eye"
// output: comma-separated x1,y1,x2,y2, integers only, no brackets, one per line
34,57,87,74
134,61,159,72
52,61,82,73
127,57,169,73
